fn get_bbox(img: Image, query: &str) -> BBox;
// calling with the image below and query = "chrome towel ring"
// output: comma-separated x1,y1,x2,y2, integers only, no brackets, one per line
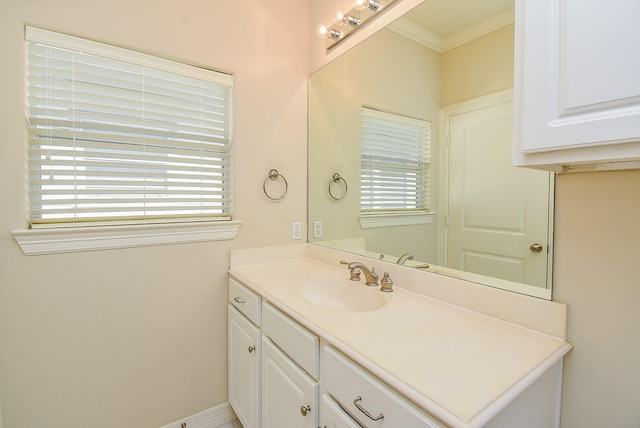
263,169,288,201
329,172,348,201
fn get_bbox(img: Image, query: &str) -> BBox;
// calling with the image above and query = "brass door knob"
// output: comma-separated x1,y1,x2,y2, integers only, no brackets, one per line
530,243,544,253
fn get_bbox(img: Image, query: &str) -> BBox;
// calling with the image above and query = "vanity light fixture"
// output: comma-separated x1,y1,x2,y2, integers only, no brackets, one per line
342,14,362,27
355,0,383,13
318,0,396,50
318,25,344,40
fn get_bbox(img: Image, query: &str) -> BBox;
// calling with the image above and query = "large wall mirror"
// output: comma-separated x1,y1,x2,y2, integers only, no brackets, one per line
308,0,556,299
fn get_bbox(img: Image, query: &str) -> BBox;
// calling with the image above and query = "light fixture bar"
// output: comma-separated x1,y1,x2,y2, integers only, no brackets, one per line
319,0,397,50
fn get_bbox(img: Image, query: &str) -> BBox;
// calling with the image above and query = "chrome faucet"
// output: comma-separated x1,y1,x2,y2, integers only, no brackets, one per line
396,253,414,265
340,260,379,286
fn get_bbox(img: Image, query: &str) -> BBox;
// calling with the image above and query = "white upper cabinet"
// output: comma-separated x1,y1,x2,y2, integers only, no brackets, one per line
513,0,640,171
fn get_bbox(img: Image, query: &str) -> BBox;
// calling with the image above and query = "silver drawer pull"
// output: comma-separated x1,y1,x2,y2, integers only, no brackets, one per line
300,405,311,417
353,396,384,421
233,297,245,304
248,346,256,354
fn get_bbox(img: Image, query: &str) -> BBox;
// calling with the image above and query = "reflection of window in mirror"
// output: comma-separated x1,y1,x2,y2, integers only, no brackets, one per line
360,107,431,229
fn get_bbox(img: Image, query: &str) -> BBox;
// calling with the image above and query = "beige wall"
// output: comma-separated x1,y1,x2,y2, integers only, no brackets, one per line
553,170,640,428
0,1,308,427
440,24,515,107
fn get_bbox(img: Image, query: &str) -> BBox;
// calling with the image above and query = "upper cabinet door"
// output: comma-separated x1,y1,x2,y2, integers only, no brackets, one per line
513,0,640,171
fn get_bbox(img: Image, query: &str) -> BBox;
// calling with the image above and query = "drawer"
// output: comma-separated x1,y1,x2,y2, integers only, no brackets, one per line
229,277,261,326
322,345,445,428
262,302,319,379
321,394,363,428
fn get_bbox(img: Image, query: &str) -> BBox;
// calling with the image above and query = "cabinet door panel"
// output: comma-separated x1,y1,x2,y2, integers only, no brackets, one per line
262,336,318,428
228,305,261,428
514,0,640,168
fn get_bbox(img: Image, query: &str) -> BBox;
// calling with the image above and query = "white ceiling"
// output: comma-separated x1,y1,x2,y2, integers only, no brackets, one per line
405,0,514,37
387,0,514,52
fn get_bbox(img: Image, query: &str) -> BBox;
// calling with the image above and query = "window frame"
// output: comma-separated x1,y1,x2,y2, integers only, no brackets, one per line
14,27,239,254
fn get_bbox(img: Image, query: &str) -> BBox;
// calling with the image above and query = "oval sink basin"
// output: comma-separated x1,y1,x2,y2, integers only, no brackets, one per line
298,279,385,312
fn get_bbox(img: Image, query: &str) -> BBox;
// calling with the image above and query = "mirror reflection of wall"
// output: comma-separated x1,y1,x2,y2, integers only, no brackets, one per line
308,0,554,299
309,26,441,263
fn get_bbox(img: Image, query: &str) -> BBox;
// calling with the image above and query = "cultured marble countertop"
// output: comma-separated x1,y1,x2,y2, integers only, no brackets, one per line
229,254,572,428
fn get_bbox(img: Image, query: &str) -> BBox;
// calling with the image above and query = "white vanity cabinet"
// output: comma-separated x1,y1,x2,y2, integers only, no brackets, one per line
228,278,262,428
513,0,640,171
228,265,569,428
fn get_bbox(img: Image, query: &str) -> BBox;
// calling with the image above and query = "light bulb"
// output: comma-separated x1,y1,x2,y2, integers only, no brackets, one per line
317,24,328,37
354,0,368,10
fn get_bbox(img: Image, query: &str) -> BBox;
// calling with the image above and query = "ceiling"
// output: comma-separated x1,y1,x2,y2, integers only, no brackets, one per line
404,0,514,37
387,0,514,52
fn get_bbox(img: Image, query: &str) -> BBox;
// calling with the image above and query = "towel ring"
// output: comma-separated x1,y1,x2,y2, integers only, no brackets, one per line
328,173,348,201
263,169,288,201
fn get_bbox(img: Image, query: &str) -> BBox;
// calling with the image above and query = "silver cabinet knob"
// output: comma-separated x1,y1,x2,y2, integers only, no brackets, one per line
530,243,544,253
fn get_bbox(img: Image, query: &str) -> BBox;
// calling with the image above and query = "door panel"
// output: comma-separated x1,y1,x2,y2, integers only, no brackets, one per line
447,101,552,288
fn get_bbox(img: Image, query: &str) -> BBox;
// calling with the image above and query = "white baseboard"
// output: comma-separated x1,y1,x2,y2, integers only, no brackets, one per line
159,402,239,428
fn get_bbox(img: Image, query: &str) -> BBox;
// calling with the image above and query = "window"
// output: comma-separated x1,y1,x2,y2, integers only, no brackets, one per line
360,108,431,228
25,27,233,229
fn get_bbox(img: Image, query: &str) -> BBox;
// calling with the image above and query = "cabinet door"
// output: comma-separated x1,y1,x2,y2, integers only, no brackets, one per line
228,305,261,428
514,0,640,168
320,394,362,428
262,336,318,428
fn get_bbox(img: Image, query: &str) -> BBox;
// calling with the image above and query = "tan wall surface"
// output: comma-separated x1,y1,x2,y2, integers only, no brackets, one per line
0,1,308,427
440,24,514,107
553,170,640,428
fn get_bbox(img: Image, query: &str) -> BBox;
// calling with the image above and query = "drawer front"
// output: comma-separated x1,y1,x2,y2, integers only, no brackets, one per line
321,394,363,428
322,345,446,428
229,277,261,326
262,302,319,379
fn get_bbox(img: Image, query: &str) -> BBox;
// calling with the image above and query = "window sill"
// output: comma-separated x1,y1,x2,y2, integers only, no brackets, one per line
359,212,435,229
12,220,242,256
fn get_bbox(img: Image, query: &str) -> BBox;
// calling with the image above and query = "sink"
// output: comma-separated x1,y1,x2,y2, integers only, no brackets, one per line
298,279,385,312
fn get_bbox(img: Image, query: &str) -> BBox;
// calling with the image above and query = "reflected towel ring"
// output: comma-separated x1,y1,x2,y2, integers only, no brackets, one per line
263,169,288,201
329,173,348,201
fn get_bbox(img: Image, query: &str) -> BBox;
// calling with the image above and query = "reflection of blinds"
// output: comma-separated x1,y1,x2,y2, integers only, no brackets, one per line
25,27,233,228
360,108,430,213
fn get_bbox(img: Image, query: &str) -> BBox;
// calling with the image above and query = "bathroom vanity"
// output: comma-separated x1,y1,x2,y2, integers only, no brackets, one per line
227,244,571,428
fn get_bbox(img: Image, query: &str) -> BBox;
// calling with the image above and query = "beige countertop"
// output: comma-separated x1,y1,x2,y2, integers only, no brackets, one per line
229,245,572,428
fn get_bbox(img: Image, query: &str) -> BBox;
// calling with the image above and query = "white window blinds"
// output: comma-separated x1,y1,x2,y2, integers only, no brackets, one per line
25,27,233,228
360,108,430,213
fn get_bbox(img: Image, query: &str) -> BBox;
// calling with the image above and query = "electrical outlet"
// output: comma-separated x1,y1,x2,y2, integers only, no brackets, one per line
291,222,302,240
313,221,322,238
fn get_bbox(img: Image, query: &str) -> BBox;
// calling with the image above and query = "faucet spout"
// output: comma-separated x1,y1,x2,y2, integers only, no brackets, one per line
396,253,414,265
345,261,379,286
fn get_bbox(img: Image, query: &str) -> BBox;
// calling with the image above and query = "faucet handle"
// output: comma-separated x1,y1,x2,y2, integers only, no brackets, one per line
380,272,393,292
340,260,361,281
